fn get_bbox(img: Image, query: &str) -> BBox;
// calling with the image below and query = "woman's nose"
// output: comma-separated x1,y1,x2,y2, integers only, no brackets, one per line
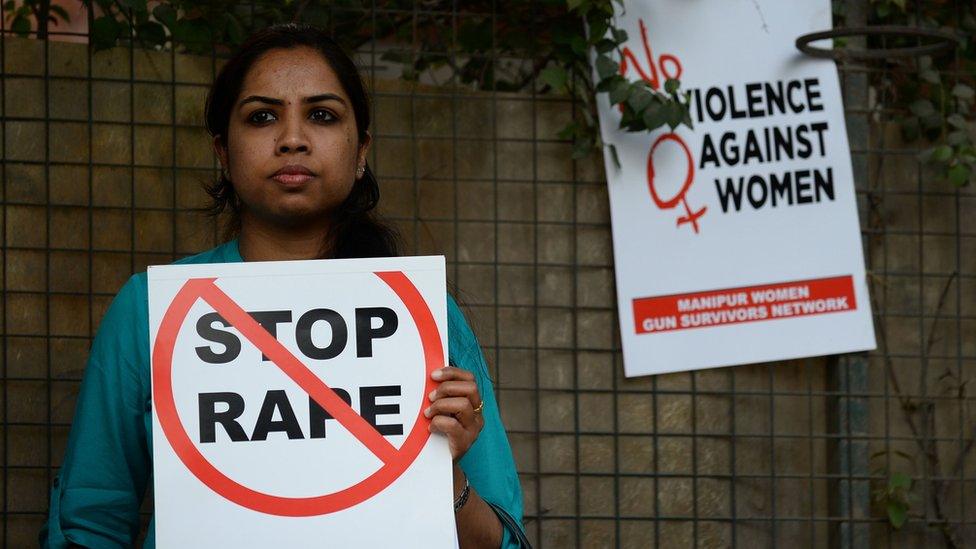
276,117,310,154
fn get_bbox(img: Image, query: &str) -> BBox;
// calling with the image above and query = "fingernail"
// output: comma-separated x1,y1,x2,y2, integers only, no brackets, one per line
431,369,443,380
423,407,431,418
428,390,436,401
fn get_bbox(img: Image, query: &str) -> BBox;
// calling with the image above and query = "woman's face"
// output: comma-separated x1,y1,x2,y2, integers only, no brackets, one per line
214,46,370,230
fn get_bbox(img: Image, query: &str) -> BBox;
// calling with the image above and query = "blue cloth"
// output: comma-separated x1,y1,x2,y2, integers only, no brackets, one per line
42,240,524,548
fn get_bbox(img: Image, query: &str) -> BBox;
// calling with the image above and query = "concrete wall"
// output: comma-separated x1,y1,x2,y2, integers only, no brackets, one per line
1,35,973,548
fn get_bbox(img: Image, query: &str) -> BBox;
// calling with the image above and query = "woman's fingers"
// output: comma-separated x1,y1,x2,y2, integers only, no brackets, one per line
429,380,480,403
431,366,474,382
427,367,485,461
425,396,481,427
428,414,465,437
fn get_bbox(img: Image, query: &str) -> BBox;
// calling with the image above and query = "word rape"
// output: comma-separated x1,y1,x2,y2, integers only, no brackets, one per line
193,306,405,443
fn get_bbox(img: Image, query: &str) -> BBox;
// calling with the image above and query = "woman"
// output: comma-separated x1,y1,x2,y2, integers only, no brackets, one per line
42,23,526,548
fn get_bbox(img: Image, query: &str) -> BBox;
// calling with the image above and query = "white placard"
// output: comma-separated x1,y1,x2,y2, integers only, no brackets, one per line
148,256,455,547
594,0,876,376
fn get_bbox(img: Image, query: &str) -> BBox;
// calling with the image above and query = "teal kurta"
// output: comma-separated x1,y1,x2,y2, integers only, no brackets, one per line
42,240,525,548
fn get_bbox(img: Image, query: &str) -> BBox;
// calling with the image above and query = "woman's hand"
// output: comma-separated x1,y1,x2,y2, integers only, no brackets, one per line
424,366,484,461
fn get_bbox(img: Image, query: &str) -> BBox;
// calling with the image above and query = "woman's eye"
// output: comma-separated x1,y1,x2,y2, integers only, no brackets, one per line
248,110,277,124
310,109,336,123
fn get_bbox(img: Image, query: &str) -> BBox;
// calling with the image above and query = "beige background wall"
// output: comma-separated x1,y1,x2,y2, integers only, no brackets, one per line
2,35,974,547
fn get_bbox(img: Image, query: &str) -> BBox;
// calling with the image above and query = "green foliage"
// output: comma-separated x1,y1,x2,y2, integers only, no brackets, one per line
4,0,71,37
835,0,976,187
870,450,917,531
3,0,691,165
881,472,912,529
551,0,692,162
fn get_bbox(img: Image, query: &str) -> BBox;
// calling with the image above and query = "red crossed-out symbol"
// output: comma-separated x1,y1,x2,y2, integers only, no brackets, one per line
619,19,706,234
152,272,441,517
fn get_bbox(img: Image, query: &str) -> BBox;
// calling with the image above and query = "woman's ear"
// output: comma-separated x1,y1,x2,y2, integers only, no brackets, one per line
357,131,373,171
213,135,229,172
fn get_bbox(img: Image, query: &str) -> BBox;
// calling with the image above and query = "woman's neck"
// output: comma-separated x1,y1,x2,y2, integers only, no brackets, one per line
237,216,333,262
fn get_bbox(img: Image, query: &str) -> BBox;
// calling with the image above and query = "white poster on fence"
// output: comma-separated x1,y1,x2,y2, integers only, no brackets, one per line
148,256,455,547
595,0,876,377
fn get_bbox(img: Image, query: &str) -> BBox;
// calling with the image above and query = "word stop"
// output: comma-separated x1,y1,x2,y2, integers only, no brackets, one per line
192,307,406,443
195,307,399,363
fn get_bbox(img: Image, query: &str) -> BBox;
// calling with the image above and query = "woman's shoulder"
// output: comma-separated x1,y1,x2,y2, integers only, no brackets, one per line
94,241,242,354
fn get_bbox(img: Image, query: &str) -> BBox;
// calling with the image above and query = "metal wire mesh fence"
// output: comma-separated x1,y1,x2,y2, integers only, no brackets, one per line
1,2,974,547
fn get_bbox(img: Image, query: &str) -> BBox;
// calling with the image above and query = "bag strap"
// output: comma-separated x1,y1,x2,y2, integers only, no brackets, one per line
485,501,533,548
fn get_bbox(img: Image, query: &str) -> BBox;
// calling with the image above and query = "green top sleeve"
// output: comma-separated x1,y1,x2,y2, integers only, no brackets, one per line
42,274,152,548
447,295,527,548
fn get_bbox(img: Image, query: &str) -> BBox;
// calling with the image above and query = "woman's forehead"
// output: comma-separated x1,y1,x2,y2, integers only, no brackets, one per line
240,46,348,102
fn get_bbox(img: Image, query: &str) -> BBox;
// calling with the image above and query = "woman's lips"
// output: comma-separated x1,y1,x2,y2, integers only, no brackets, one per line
271,173,314,185
271,165,315,186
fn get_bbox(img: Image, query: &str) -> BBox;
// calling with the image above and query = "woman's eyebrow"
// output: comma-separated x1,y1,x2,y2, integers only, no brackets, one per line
238,95,284,107
304,93,345,105
237,94,345,108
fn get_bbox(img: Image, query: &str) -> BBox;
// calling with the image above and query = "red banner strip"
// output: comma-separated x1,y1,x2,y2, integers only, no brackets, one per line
632,275,857,334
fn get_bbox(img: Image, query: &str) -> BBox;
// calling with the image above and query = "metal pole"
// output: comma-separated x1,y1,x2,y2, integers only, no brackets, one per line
827,2,870,547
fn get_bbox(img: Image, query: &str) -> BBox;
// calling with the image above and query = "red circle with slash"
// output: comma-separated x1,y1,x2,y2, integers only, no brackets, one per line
152,271,441,517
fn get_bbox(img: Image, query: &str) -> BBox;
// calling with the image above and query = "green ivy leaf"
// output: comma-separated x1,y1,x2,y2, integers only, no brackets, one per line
595,74,621,93
596,55,617,80
920,69,940,85
174,18,213,52
952,84,975,101
948,163,971,186
557,121,580,140
570,35,587,56
947,113,967,129
587,18,608,42
567,0,587,12
594,38,617,53
136,21,166,48
609,80,631,105
627,87,655,112
887,500,908,529
152,4,177,29
540,66,568,91
611,28,627,45
642,101,668,130
665,100,685,129
947,130,968,146
910,99,935,117
10,14,30,36
49,4,70,23
932,145,954,163
889,472,911,491
91,15,123,50
224,12,244,46
664,78,680,95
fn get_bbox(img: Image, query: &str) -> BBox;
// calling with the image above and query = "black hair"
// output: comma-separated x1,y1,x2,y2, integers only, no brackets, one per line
203,23,400,259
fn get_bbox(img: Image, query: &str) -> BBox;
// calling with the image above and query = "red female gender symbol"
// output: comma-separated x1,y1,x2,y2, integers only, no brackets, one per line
616,18,705,233
646,134,706,234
